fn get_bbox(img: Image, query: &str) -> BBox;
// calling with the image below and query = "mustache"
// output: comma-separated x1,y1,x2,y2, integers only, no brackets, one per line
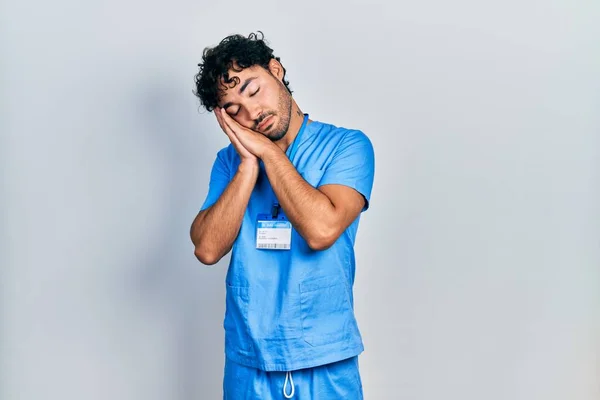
254,112,275,129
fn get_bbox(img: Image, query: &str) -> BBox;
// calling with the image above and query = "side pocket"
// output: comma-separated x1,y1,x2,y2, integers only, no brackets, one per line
300,276,355,347
223,285,252,352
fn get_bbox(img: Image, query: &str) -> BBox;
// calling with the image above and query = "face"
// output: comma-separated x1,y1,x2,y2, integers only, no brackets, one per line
217,60,292,141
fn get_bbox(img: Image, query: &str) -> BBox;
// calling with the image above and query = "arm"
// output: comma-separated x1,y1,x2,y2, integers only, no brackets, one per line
190,161,258,265
261,147,366,250
190,108,260,265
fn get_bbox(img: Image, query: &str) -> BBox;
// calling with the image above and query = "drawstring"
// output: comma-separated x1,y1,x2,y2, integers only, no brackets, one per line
283,371,295,398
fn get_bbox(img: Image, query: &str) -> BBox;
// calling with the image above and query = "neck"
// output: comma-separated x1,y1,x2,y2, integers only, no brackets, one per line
274,101,310,152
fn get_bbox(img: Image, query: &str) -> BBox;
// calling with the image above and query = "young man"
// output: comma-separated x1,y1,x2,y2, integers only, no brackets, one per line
190,32,375,399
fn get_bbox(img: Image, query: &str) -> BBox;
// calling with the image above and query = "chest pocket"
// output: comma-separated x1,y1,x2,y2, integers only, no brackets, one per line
301,169,324,188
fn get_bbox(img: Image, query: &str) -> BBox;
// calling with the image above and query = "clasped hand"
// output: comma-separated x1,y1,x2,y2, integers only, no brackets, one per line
215,107,276,162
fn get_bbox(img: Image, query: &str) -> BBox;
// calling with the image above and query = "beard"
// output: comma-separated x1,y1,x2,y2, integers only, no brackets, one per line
255,83,293,142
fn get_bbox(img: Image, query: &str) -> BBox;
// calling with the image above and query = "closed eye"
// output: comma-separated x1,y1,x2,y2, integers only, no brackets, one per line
225,106,239,116
250,88,260,97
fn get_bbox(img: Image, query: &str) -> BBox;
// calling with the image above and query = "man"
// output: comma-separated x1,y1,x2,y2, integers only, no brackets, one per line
190,32,375,399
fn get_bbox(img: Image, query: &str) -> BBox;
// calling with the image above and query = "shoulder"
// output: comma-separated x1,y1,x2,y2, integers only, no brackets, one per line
311,120,372,148
310,120,374,157
215,144,240,164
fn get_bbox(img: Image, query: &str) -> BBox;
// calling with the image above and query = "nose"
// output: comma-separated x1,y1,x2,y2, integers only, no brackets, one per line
245,102,263,123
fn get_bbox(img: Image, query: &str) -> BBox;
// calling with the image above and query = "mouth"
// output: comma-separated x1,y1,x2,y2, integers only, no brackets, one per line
257,115,274,131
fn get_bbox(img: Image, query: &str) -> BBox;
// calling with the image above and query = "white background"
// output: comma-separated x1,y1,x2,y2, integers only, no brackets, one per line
2,0,599,399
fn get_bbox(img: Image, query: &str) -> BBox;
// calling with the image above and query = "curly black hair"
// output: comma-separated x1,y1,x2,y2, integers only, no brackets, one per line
194,31,292,112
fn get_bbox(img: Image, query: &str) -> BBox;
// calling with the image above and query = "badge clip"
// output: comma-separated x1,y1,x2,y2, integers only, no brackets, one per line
271,202,280,219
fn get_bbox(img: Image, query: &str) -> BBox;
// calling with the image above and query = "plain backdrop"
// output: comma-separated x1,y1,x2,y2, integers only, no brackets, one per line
1,0,599,399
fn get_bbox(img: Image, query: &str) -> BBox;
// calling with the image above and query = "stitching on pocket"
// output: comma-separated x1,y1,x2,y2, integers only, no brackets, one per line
224,285,253,352
300,278,353,347
299,276,337,293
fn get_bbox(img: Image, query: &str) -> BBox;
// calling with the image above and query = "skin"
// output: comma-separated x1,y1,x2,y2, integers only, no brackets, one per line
190,59,366,265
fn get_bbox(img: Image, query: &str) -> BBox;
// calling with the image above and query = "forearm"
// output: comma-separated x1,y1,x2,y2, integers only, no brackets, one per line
191,162,258,264
261,147,337,249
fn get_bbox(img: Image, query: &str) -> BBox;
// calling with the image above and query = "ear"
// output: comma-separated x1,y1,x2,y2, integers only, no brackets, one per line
267,59,284,82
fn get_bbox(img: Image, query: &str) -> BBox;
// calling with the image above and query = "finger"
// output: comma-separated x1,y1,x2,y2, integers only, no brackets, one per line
214,107,226,130
215,109,238,142
221,121,237,143
219,108,237,132
215,109,260,160
221,108,251,136
216,110,253,156
228,126,255,159
221,109,258,144
227,126,245,148
218,109,238,138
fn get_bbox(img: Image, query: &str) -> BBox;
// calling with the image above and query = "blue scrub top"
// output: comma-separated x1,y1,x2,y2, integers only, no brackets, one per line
200,115,375,371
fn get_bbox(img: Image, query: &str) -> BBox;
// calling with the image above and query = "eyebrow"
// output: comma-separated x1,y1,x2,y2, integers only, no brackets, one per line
239,76,257,94
222,76,258,110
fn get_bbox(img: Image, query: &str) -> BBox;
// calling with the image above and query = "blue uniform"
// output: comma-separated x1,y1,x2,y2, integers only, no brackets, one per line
201,115,375,397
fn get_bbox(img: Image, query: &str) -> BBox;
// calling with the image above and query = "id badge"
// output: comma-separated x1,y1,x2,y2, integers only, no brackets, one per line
256,213,292,250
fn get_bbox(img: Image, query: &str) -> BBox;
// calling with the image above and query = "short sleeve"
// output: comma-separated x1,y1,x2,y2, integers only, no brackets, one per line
200,148,232,211
319,130,375,211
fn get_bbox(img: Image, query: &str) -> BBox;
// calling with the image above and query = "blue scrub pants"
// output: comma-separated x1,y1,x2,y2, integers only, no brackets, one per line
223,356,364,399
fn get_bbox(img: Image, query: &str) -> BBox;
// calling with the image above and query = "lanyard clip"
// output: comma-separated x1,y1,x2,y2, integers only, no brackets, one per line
271,202,280,219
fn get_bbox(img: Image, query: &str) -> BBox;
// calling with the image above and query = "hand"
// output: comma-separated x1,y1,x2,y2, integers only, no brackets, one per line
217,108,275,159
215,107,258,164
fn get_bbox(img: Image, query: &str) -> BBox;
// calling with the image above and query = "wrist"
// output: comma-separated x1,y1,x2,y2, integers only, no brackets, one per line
237,159,259,177
260,142,282,162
